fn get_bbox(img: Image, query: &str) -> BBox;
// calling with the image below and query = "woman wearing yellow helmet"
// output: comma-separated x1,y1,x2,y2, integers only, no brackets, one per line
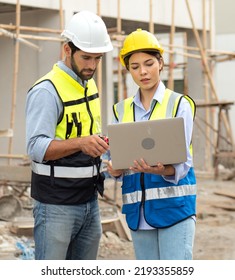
106,29,197,260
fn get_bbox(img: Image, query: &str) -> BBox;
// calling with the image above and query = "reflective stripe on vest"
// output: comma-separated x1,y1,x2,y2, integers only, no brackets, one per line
122,184,197,205
113,89,196,121
114,88,195,156
31,161,98,178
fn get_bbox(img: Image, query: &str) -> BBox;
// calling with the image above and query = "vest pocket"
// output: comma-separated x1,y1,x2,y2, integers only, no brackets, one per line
150,173,166,183
122,202,138,214
122,174,138,192
148,196,185,210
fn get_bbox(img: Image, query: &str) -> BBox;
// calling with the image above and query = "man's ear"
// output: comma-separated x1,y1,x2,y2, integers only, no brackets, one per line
64,43,71,56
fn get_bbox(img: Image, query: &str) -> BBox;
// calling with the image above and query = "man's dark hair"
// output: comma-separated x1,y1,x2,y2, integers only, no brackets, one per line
68,41,80,55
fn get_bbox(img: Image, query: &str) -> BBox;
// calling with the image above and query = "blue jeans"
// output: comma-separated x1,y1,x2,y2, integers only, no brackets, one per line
131,217,195,260
33,198,102,260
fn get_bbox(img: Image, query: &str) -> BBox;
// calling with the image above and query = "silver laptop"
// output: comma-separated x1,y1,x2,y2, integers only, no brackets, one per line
107,117,187,169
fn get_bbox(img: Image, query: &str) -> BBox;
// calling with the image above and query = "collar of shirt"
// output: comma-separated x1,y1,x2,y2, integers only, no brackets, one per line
57,60,87,88
132,80,166,112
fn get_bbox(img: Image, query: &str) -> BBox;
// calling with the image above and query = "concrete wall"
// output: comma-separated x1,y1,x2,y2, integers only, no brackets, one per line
214,0,235,34
1,0,212,29
0,8,61,163
214,0,235,140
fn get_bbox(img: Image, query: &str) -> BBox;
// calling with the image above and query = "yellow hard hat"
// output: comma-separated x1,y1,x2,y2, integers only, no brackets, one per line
119,28,164,67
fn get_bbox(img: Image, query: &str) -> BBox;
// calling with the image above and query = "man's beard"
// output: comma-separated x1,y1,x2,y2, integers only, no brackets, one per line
71,55,95,81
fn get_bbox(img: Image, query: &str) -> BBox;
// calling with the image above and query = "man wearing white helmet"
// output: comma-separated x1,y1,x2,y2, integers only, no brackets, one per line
25,11,113,260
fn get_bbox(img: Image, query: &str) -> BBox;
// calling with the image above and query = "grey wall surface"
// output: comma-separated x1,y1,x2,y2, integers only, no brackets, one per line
0,9,61,163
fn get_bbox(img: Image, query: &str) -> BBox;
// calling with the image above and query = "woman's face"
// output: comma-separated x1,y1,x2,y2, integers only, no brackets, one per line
128,52,163,92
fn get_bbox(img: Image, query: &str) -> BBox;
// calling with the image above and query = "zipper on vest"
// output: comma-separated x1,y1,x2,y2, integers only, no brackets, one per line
140,172,145,204
84,87,94,135
137,172,145,229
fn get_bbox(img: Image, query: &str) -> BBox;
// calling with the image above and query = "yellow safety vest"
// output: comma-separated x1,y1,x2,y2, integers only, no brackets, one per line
34,64,101,139
30,64,103,205
113,88,196,155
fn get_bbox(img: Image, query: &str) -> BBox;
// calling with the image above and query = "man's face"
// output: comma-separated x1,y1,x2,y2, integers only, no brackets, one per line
70,50,103,81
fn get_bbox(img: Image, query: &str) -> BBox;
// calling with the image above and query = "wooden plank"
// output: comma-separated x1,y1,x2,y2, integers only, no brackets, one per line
9,218,34,236
114,210,132,241
0,129,13,137
9,224,33,236
101,211,132,241
101,217,119,224
212,204,235,211
0,165,31,182
195,100,235,108
214,190,235,200
215,152,235,158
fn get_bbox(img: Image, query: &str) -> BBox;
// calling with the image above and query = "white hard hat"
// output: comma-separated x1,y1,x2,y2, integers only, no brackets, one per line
61,10,113,53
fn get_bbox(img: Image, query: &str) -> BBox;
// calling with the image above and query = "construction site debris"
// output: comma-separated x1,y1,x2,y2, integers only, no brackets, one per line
0,176,235,260
0,195,22,221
